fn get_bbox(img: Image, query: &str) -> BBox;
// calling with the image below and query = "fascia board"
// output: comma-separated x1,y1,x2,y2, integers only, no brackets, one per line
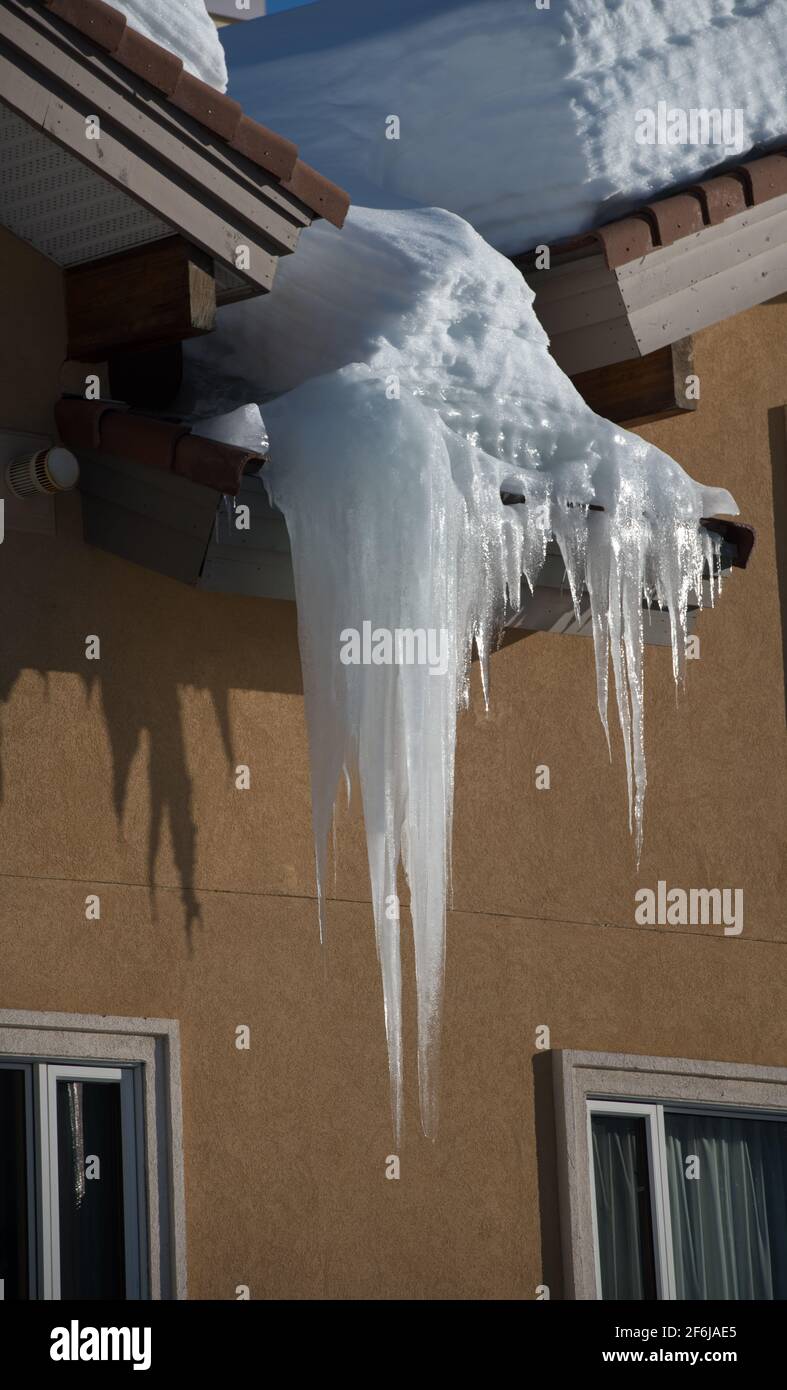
620,196,787,355
526,194,787,373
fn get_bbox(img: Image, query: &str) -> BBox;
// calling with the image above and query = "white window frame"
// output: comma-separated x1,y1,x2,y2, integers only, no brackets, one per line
35,1062,145,1300
0,1011,186,1300
553,1050,787,1300
587,1099,676,1299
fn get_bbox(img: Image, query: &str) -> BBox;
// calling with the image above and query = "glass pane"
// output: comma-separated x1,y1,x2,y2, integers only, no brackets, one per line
592,1112,657,1299
0,1069,29,1299
666,1111,787,1300
56,1079,126,1300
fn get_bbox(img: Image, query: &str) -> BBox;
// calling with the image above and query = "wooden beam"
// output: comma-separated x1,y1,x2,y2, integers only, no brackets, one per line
569,338,698,427
65,237,216,361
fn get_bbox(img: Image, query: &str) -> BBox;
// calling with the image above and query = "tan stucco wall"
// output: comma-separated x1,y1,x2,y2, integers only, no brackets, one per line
0,227,785,1299
0,227,66,435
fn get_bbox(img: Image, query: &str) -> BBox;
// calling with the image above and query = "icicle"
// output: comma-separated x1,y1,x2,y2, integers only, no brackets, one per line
214,492,238,544
67,1081,86,1210
257,203,738,1137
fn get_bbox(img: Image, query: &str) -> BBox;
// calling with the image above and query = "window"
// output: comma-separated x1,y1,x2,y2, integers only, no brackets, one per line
553,1051,787,1300
0,1060,144,1299
0,1012,186,1300
589,1099,787,1299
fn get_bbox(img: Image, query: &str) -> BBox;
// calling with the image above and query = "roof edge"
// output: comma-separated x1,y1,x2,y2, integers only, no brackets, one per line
519,146,787,270
35,0,350,227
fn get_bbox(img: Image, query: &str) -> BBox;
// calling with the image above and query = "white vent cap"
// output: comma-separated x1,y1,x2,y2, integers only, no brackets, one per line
6,446,80,498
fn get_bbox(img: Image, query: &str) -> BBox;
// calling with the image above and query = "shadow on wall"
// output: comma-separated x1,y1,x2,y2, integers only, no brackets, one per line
768,406,787,727
0,515,304,946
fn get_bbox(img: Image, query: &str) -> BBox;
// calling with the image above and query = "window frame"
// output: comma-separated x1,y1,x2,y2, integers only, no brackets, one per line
40,1061,145,1300
587,1099,675,1300
0,1011,186,1300
553,1050,787,1300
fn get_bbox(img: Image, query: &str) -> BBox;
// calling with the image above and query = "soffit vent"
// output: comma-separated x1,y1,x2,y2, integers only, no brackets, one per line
0,103,173,266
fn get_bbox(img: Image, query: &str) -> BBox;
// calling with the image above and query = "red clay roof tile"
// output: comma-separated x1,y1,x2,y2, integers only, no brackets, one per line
170,70,243,143
282,160,352,228
44,0,126,53
593,215,655,268
732,153,787,204
230,115,298,182
642,191,705,247
687,174,748,226
541,147,787,269
113,26,183,95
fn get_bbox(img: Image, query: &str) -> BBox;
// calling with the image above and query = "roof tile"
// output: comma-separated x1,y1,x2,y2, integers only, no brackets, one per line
593,215,655,269
732,153,787,204
113,27,183,96
540,146,787,269
231,115,298,182
642,192,706,247
687,174,748,226
282,160,351,229
170,71,243,143
43,0,127,54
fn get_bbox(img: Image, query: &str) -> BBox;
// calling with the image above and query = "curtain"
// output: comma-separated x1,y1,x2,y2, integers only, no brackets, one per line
592,1113,657,1299
666,1112,787,1300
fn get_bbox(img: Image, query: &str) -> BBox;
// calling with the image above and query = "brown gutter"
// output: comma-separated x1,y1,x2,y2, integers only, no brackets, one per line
56,398,265,496
500,490,755,570
700,518,756,569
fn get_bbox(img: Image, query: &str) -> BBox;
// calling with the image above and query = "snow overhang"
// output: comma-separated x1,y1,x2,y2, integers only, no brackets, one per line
517,151,787,376
0,0,349,339
59,398,755,643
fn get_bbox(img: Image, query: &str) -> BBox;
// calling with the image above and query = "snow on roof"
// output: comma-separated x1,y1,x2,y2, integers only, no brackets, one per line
107,0,229,90
220,0,787,256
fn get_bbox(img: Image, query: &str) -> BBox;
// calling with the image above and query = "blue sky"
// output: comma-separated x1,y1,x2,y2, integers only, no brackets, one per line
266,0,317,11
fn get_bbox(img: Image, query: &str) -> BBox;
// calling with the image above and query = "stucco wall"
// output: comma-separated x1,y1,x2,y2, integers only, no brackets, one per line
0,227,785,1299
